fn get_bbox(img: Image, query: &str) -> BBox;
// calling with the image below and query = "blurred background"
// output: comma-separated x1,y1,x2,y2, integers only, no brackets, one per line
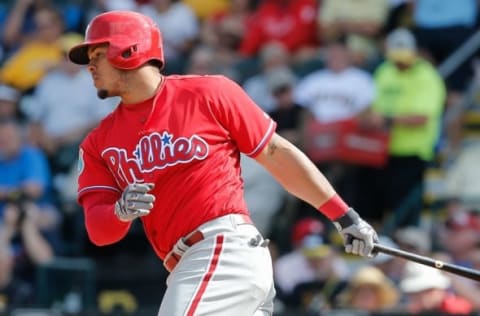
1,0,480,315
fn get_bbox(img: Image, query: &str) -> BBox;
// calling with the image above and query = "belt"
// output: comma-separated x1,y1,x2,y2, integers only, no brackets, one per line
163,214,253,272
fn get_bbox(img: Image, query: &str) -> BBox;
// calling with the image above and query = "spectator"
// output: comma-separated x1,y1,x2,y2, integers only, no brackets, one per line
242,41,292,112
393,225,432,256
338,265,399,312
200,0,256,78
185,45,239,79
24,33,117,175
399,262,473,315
0,6,65,93
1,0,53,50
139,0,200,74
239,0,319,62
0,118,61,284
369,235,406,285
356,28,446,228
274,229,349,312
0,84,23,121
318,0,390,68
294,37,375,124
265,66,304,147
438,207,480,266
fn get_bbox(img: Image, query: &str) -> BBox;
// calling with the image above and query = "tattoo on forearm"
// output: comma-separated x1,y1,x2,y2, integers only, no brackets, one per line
267,141,278,156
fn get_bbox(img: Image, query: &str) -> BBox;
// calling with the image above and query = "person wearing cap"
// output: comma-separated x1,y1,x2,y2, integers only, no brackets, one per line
339,265,399,312
356,28,446,227
399,262,473,314
274,224,349,311
265,66,305,147
242,42,292,113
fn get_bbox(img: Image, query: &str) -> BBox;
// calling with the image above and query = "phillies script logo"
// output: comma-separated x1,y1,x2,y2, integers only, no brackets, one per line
102,131,209,184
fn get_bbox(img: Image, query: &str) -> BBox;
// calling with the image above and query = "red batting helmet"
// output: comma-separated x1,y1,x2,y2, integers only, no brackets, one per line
68,11,164,70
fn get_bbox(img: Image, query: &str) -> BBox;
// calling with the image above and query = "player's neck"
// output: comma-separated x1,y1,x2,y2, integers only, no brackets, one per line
121,71,164,105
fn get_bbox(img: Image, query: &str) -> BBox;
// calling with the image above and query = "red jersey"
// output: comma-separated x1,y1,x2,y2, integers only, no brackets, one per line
77,75,276,259
239,0,319,56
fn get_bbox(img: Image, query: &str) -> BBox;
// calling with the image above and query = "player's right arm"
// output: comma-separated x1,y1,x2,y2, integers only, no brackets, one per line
77,139,131,246
255,133,378,257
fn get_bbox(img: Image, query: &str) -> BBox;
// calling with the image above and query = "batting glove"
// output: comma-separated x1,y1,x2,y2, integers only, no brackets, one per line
115,183,155,222
333,208,378,257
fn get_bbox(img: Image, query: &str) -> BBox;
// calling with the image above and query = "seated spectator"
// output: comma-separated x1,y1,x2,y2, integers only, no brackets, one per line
0,118,61,285
185,45,238,80
274,231,349,312
239,0,319,62
0,6,65,93
139,0,200,74
338,265,399,312
393,225,432,256
265,66,304,147
438,207,480,266
318,0,390,68
200,0,256,79
399,262,473,315
0,84,23,121
24,33,117,174
356,28,446,228
2,0,53,50
242,42,292,112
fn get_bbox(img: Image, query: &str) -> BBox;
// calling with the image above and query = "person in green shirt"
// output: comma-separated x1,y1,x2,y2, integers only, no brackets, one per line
355,28,446,229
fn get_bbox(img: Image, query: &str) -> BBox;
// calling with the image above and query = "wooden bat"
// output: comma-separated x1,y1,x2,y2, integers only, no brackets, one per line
373,243,480,282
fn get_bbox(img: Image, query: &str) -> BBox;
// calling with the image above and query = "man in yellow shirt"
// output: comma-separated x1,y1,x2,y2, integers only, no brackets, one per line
356,28,446,228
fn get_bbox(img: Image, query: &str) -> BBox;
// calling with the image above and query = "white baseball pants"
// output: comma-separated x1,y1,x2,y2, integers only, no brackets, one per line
157,214,275,316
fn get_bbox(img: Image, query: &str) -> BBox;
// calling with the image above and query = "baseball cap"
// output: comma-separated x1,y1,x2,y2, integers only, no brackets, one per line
399,262,450,293
0,84,21,104
301,234,332,258
291,217,325,247
265,66,297,94
385,28,417,64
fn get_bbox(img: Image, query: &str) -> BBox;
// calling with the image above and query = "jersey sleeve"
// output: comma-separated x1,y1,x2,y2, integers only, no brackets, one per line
207,76,277,158
77,133,121,201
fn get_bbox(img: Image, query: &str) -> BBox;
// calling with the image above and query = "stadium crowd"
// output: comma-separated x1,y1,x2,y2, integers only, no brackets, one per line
0,0,480,315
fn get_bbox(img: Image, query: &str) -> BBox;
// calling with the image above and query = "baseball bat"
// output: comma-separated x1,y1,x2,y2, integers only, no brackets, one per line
373,243,480,282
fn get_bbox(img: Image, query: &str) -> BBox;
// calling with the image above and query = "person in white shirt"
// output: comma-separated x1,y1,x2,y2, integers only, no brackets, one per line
294,37,375,123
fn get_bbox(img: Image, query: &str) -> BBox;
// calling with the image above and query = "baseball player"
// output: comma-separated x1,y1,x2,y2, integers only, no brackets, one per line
68,11,378,316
